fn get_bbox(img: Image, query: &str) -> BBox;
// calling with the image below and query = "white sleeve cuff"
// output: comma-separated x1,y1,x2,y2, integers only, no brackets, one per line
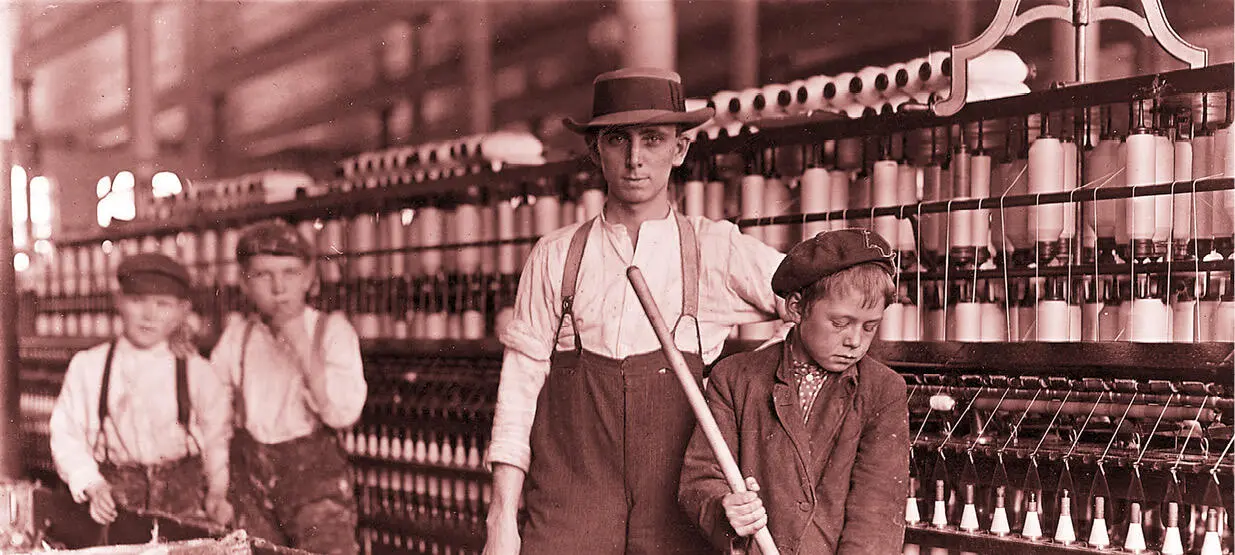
484,442,531,474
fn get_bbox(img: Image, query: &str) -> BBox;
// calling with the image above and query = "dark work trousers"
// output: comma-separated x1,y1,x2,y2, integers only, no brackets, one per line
229,427,359,555
99,456,207,520
520,213,711,554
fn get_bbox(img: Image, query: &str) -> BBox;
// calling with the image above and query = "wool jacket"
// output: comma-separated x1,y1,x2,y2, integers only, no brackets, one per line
679,337,910,554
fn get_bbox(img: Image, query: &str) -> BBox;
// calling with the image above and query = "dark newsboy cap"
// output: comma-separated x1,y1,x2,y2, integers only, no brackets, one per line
236,220,314,263
771,228,897,298
116,253,192,299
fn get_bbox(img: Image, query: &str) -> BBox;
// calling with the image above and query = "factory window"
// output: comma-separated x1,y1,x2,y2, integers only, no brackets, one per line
11,165,27,248
152,171,183,198
96,171,136,227
27,175,54,240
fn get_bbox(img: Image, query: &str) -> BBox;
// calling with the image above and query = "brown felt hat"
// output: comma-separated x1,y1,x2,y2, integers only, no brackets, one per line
772,228,897,298
563,67,715,134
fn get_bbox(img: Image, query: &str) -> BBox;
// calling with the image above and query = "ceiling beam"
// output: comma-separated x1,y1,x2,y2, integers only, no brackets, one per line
15,1,129,76
230,2,607,150
40,0,438,141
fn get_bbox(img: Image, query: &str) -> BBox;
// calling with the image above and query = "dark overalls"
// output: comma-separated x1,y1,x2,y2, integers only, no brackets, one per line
227,312,359,555
95,340,207,520
521,214,712,554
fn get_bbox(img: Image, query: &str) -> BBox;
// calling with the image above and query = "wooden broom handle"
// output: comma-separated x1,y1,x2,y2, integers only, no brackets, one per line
627,266,780,555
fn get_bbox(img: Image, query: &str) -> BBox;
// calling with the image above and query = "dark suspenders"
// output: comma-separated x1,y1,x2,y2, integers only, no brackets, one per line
553,212,703,354
96,340,193,461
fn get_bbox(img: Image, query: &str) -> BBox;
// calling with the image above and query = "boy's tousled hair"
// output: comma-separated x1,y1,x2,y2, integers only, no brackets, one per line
796,262,896,315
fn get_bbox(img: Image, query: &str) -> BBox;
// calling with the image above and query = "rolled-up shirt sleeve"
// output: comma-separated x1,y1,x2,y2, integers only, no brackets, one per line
487,238,561,472
49,353,105,502
304,315,367,429
188,357,233,497
724,225,788,323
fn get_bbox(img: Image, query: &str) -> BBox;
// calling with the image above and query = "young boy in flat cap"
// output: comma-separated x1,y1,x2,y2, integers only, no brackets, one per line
50,253,233,527
485,67,787,555
209,220,366,555
679,229,910,555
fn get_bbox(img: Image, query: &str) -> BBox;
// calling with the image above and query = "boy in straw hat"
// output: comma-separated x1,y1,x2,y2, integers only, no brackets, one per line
484,67,788,554
50,253,233,527
679,229,910,555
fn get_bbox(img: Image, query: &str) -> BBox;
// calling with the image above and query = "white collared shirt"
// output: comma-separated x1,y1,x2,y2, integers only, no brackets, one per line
209,308,367,445
50,338,231,501
489,209,786,471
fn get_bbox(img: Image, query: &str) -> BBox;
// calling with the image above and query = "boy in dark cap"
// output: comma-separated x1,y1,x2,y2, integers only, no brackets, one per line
679,229,910,555
209,220,366,555
50,253,233,526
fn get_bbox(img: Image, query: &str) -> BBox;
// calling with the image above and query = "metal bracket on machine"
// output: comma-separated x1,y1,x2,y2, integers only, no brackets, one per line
932,0,1209,117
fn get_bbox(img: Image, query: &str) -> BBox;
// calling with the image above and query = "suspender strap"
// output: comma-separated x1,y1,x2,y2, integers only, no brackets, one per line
176,357,190,428
236,321,255,430
554,219,596,352
675,212,701,320
98,340,118,424
312,311,332,359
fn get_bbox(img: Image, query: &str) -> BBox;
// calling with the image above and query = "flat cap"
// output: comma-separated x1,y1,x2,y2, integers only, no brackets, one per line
771,228,896,297
236,220,314,262
116,253,192,299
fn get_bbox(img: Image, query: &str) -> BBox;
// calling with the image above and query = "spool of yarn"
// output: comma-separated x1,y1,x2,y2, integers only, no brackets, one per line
580,188,605,220
350,213,377,280
1214,294,1235,342
798,75,835,113
1028,122,1065,247
1060,139,1078,245
896,162,918,252
762,174,792,251
735,88,763,122
800,164,830,238
853,66,890,108
830,72,863,118
760,83,792,118
968,49,1031,84
560,197,577,228
1173,297,1197,342
418,206,444,276
710,90,741,126
1069,298,1082,341
1130,297,1171,342
979,299,1007,342
1125,129,1158,257
1193,129,1215,254
1174,134,1195,254
59,248,76,296
873,159,901,247
1002,157,1032,255
828,169,850,230
952,301,983,342
533,192,561,237
705,177,727,221
970,152,992,253
921,163,945,257
949,145,974,256
880,301,904,342
516,196,535,270
383,212,406,277
1153,131,1175,250
1036,298,1071,342
740,171,766,242
321,219,346,283
920,52,951,91
1214,122,1235,241
495,199,517,275
1086,137,1122,240
929,393,956,411
456,202,483,275
684,177,705,217
783,80,808,116
903,58,929,94
901,298,921,341
221,229,240,286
